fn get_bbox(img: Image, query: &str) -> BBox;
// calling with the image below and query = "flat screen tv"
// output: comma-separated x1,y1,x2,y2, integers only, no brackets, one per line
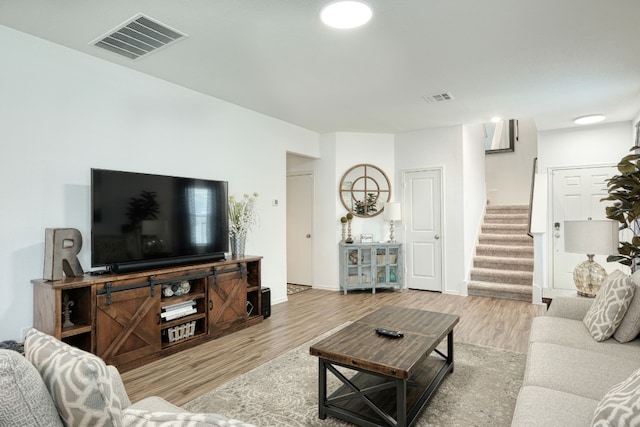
91,169,228,273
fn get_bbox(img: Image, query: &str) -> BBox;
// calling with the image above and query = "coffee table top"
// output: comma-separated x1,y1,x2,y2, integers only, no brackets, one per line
310,306,459,379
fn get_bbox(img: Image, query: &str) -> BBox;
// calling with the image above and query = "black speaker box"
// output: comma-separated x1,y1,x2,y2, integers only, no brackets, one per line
261,287,271,319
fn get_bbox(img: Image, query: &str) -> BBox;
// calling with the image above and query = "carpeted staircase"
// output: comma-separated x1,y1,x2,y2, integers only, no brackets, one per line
468,205,533,302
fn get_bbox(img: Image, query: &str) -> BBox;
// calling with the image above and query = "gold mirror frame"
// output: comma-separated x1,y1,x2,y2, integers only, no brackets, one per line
339,163,391,218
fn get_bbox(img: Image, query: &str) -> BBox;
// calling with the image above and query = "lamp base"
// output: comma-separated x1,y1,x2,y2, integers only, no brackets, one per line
388,220,396,243
573,254,607,298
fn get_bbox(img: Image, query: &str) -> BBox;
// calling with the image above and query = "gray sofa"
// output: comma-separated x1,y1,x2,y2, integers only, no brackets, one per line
0,329,255,427
511,295,640,426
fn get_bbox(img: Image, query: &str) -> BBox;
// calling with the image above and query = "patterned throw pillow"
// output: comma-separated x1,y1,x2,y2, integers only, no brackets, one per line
24,329,123,427
592,367,640,426
0,349,63,427
583,270,635,342
614,270,640,343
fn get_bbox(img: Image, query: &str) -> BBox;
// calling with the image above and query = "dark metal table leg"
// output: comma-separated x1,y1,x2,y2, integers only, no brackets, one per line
319,359,327,419
396,378,407,427
448,330,454,373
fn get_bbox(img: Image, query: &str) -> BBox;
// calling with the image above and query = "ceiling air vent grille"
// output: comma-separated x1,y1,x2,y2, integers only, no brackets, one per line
91,14,187,60
422,92,455,104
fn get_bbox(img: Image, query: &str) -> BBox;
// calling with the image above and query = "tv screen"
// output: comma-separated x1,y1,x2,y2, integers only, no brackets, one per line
91,169,228,272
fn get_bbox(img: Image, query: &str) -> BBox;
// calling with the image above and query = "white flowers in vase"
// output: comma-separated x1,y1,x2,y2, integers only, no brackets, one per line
228,192,259,237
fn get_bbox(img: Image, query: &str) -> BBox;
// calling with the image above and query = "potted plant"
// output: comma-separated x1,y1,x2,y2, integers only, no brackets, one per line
602,146,640,271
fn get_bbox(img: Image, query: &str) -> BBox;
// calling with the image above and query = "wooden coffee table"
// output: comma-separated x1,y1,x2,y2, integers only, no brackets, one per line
309,306,459,427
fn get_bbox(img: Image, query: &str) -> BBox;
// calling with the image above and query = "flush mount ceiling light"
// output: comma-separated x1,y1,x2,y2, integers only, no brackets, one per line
574,114,606,125
490,116,503,123
321,1,372,29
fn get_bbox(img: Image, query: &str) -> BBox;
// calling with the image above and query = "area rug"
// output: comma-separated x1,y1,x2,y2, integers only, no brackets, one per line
287,283,312,295
183,324,525,426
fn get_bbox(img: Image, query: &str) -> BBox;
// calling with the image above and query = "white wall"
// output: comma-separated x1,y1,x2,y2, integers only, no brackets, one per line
485,118,538,205
0,25,319,340
287,132,395,291
313,134,340,288
534,121,633,294
538,122,632,171
395,126,466,294
334,133,396,242
462,124,488,292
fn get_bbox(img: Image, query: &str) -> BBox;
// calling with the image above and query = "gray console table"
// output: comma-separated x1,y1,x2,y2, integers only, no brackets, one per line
339,242,403,294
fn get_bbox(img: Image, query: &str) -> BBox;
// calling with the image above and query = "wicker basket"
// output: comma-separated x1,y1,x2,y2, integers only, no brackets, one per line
165,320,196,343
347,274,367,284
377,254,397,264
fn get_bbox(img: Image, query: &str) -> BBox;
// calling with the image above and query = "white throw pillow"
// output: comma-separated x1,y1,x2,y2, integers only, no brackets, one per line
614,270,640,343
24,329,123,427
592,367,640,426
0,349,63,427
583,270,635,342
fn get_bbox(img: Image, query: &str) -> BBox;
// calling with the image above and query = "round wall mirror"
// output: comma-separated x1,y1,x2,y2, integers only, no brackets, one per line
339,163,391,218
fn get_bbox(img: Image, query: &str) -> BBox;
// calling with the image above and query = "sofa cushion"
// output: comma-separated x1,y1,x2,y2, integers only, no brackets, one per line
121,409,257,427
24,329,123,427
511,385,598,427
591,367,640,426
129,396,186,413
614,271,640,343
529,316,640,360
0,349,63,427
546,296,594,320
583,270,635,342
523,342,640,400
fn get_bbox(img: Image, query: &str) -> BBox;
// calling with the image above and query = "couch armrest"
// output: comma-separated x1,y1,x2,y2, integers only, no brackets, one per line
107,365,132,408
122,408,257,427
546,296,593,320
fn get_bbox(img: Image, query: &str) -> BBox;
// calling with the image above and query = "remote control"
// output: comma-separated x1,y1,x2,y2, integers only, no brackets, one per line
375,328,404,338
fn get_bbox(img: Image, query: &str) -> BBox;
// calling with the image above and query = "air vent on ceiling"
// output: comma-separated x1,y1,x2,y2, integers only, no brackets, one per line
91,14,187,60
422,92,455,104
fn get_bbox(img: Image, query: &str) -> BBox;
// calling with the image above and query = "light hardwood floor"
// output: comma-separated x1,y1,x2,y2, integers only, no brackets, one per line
121,289,546,406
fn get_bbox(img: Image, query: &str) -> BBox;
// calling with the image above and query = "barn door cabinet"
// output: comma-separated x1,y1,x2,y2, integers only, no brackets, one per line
208,260,262,338
32,256,262,372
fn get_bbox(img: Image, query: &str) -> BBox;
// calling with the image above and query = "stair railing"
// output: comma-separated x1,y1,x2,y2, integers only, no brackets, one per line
527,157,538,238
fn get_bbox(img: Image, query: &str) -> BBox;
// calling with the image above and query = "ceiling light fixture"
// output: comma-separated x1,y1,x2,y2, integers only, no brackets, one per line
574,114,605,125
320,1,372,29
490,116,503,123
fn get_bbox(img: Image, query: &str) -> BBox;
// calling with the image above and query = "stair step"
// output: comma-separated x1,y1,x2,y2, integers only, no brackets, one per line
486,205,529,215
481,223,529,235
478,233,533,246
473,256,533,272
476,244,533,258
471,204,533,302
470,268,533,286
484,213,529,225
467,281,532,302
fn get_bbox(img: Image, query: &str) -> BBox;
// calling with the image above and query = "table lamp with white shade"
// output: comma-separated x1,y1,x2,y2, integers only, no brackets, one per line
563,220,619,297
383,202,401,242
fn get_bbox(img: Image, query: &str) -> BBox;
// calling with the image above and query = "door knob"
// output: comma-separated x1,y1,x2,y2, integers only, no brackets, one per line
306,234,312,238
434,235,440,240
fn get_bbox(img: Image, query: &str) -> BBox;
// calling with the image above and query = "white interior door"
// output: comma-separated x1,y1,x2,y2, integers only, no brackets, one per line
286,173,313,286
403,169,443,292
551,166,617,290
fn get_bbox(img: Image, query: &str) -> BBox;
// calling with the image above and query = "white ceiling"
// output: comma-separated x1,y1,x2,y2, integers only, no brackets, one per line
2,0,640,133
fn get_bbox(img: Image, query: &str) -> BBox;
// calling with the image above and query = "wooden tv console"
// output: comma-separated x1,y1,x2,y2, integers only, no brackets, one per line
32,256,263,372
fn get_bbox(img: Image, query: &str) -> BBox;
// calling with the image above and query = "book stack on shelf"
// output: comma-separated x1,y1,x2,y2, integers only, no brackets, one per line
161,300,196,321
